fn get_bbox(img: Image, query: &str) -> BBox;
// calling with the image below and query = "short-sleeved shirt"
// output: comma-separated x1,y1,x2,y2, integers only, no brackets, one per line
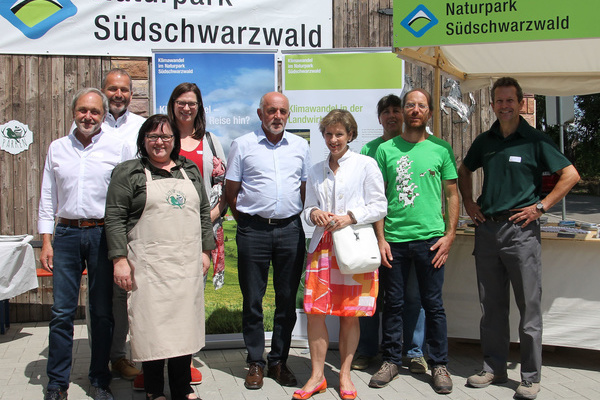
225,126,311,219
463,116,572,216
360,137,385,159
376,135,457,243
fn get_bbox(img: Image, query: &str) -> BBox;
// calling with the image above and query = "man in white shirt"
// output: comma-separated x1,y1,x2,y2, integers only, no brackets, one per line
225,92,310,390
101,68,146,150
39,88,132,400
100,69,145,381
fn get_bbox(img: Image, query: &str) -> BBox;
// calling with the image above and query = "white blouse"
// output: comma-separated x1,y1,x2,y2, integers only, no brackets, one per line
302,149,387,253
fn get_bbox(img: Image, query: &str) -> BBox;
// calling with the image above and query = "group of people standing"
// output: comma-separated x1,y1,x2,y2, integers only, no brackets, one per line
38,73,578,400
39,70,225,400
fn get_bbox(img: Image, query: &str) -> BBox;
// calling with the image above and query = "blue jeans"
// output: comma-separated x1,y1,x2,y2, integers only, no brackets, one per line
380,238,448,366
357,264,425,358
236,214,305,367
47,224,114,390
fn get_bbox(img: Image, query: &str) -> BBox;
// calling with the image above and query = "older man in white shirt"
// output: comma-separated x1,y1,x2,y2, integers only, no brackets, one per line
39,88,132,400
225,92,310,391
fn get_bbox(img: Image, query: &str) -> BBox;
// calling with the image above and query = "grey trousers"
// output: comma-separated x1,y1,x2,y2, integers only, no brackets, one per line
473,219,542,383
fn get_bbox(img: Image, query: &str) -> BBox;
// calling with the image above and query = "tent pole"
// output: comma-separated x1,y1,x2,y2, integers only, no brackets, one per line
433,47,442,137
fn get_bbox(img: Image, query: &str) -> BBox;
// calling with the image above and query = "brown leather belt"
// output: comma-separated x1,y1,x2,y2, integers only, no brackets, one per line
57,217,105,228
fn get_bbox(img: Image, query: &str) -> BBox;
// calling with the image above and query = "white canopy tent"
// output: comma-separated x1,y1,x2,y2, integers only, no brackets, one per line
394,38,600,133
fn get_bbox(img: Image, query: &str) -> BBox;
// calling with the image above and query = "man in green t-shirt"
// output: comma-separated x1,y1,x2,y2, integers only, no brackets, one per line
369,89,459,395
353,94,427,376
458,77,580,400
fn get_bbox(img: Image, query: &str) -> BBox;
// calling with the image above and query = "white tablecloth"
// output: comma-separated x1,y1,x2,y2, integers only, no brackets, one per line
444,233,600,350
0,235,38,301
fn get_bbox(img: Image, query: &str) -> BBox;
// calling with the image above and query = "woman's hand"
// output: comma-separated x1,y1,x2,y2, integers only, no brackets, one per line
113,257,133,291
324,214,353,232
202,251,211,276
310,208,335,227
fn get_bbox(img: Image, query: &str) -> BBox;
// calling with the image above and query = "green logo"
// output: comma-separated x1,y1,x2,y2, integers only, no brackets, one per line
1,0,77,39
1,120,34,155
166,189,187,209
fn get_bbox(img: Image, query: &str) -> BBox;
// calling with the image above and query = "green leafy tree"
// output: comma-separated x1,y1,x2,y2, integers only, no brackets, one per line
573,94,600,177
535,94,600,177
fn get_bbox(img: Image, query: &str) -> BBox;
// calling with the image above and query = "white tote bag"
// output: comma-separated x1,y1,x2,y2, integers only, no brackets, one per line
332,224,381,274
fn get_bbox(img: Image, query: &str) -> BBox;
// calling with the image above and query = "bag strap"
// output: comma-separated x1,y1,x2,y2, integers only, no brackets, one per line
205,131,217,156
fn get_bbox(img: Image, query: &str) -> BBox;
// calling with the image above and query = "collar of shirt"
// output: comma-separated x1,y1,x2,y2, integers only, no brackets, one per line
327,147,353,166
140,156,185,177
489,116,533,140
68,128,106,150
255,127,290,148
105,110,130,128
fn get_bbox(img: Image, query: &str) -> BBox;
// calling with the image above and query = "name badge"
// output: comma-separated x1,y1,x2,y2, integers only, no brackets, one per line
509,156,521,163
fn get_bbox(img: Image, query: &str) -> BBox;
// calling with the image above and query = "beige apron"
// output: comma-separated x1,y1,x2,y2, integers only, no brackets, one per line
127,167,205,362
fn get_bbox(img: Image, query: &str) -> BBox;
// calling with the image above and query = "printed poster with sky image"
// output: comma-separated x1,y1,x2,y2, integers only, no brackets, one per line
282,50,404,164
153,51,277,154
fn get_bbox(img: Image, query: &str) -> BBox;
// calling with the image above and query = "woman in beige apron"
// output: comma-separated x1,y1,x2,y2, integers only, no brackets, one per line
105,115,214,400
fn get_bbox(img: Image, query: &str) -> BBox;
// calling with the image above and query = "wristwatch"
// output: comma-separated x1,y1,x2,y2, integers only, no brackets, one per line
536,201,546,214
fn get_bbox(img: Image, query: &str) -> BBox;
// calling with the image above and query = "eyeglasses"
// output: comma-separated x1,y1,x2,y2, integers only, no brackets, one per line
404,103,429,111
146,134,174,142
175,100,199,109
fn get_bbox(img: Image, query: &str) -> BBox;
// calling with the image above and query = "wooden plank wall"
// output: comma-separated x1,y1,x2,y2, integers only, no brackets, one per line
333,0,491,201
2,0,500,322
0,55,149,322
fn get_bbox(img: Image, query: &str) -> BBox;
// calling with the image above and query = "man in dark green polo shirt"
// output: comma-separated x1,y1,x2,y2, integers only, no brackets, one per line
458,77,580,400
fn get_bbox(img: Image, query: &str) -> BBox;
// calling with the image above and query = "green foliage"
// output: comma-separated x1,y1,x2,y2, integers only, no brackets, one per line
535,94,600,177
204,219,276,334
574,94,600,177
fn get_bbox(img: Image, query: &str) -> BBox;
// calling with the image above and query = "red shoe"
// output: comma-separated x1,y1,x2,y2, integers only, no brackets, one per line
292,378,327,399
339,389,357,400
191,367,202,385
133,372,144,391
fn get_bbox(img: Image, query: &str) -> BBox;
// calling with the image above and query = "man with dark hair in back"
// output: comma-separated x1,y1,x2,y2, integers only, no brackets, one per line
353,94,427,376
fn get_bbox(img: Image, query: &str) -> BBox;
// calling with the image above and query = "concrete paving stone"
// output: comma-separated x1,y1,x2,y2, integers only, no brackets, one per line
221,349,247,362
558,381,600,399
201,349,226,362
3,323,600,400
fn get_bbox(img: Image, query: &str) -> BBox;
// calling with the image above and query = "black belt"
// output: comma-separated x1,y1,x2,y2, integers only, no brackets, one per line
484,212,515,223
57,217,105,228
239,213,298,226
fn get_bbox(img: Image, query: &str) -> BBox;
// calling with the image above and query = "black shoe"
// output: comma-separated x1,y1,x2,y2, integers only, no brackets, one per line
267,362,297,387
44,389,68,400
92,387,114,400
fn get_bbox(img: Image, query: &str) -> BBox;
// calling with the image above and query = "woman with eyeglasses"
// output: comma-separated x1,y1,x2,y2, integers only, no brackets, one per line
167,83,228,295
105,114,214,400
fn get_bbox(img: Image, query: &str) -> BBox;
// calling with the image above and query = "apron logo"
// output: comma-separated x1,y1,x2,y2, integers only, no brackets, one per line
166,189,186,209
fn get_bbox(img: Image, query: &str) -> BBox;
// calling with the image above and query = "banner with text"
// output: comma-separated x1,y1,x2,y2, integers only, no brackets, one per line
283,51,404,164
0,0,332,56
153,51,276,153
393,0,597,48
